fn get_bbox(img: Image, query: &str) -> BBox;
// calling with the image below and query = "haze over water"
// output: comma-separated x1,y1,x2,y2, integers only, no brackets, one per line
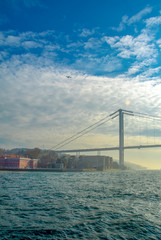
1,170,161,239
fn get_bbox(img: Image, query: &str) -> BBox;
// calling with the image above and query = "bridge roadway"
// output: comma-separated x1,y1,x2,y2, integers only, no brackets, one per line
56,144,161,153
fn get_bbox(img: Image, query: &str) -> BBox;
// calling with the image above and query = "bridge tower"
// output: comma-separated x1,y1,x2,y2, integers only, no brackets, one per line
119,109,124,168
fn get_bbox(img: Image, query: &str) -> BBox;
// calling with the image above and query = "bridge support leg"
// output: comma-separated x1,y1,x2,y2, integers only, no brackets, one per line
119,109,124,168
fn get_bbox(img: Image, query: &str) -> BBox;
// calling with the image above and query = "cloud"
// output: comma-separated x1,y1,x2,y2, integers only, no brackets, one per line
84,37,102,49
112,6,152,32
105,9,161,78
0,30,123,74
157,38,161,48
74,55,122,74
22,41,43,49
112,15,128,32
128,6,152,24
66,41,83,49
0,30,62,63
0,30,54,48
145,16,161,27
127,64,141,75
136,66,161,79
105,10,161,79
104,31,157,61
1,25,158,78
127,58,158,76
79,28,95,37
1,51,161,149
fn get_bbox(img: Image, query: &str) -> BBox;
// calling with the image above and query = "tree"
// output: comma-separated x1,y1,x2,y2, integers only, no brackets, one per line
24,148,41,159
0,148,3,157
37,150,58,168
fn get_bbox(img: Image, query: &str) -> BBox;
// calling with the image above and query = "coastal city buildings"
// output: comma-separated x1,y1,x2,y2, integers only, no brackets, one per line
0,152,117,171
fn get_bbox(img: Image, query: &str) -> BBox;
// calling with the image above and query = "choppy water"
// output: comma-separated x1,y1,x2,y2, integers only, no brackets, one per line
1,170,161,239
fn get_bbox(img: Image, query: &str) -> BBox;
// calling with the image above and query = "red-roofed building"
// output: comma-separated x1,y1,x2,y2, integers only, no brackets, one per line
0,155,38,169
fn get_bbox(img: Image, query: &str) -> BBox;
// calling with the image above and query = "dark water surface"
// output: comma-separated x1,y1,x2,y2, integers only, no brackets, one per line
1,170,161,239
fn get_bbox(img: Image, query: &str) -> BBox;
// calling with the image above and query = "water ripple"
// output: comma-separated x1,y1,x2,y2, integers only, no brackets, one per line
1,170,161,239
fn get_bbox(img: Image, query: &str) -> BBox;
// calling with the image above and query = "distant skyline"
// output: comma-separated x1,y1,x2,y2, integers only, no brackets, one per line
1,0,161,169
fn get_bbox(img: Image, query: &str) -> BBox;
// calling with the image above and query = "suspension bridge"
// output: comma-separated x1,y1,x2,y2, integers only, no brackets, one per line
51,109,161,168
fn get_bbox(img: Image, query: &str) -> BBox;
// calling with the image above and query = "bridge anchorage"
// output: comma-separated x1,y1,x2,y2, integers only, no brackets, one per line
55,109,161,169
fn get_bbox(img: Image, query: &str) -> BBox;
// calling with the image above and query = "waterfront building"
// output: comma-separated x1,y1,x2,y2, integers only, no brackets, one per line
0,155,38,169
77,155,113,171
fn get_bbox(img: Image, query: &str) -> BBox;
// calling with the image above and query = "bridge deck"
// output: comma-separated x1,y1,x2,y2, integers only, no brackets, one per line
56,144,161,153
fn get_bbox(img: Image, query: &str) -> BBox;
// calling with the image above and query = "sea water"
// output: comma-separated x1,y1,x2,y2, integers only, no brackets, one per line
1,170,161,239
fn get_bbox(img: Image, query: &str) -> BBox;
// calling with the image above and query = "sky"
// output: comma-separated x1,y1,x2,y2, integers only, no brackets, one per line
1,0,161,169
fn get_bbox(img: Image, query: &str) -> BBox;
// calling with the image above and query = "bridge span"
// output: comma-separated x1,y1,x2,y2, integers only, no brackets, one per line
56,144,161,153
55,109,161,168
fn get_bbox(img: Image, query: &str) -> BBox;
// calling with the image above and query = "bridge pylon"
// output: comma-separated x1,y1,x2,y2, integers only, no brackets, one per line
119,109,124,168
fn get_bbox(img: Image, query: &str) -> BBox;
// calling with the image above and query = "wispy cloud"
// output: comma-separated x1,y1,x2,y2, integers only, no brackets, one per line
74,55,122,74
0,30,61,63
112,16,128,32
104,32,157,60
103,23,159,78
79,28,96,37
0,30,122,74
128,6,152,24
145,16,161,27
0,30,55,48
84,37,102,49
112,6,152,32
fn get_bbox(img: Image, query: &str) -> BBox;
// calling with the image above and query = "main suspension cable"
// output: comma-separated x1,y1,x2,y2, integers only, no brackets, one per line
54,117,113,150
49,113,113,151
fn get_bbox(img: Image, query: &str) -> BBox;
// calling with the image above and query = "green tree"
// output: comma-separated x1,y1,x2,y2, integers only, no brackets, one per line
25,148,41,159
0,148,3,157
37,151,58,168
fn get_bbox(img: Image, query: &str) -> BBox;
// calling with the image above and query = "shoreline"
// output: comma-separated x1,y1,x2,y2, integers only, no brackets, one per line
0,168,121,172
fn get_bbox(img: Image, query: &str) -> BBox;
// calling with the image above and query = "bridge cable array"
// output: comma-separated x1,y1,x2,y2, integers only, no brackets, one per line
49,109,161,151
49,113,115,151
132,111,161,121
